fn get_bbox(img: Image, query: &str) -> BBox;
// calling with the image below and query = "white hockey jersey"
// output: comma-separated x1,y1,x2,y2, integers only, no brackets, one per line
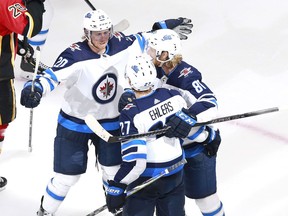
37,32,148,132
115,88,187,185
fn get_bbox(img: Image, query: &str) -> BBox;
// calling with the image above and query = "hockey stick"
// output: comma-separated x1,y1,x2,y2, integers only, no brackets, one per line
28,46,41,152
85,105,288,143
84,0,96,10
85,158,187,216
83,0,129,32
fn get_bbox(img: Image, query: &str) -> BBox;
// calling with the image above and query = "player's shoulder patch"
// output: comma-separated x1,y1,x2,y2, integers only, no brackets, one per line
123,103,136,111
69,43,82,52
178,67,192,78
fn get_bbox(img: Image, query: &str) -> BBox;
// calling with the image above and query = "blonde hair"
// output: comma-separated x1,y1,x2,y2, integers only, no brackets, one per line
164,54,183,69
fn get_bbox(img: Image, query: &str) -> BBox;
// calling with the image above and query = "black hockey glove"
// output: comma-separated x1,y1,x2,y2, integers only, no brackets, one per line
152,17,193,40
23,0,45,4
20,80,43,108
17,39,34,59
106,180,127,214
23,0,45,15
165,108,197,138
118,89,136,112
203,127,221,157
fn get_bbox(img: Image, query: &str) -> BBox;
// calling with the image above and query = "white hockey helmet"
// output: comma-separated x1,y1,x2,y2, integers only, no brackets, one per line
125,55,156,91
147,29,182,62
83,10,112,32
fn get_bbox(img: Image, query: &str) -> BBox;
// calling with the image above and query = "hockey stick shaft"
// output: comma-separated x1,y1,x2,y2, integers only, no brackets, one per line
85,105,287,143
28,46,41,152
84,0,96,10
195,106,286,126
85,158,186,216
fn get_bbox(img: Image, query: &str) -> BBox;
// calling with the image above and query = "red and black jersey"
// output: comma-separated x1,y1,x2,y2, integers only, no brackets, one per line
0,0,44,80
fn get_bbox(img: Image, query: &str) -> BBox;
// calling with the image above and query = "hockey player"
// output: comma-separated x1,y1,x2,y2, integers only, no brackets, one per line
147,29,225,216
0,0,45,188
20,0,54,79
106,54,194,215
19,9,193,215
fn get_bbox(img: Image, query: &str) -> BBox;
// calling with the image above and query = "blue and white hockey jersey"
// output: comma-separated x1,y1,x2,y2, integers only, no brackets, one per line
153,61,219,158
115,88,186,185
37,32,148,132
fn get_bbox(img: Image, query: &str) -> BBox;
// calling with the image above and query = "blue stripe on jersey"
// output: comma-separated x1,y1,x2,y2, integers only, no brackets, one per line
122,139,146,150
43,68,59,83
135,34,146,52
187,126,206,140
210,98,218,107
57,111,120,133
39,76,56,91
57,114,92,133
184,145,205,158
140,156,184,177
101,121,120,131
123,153,147,161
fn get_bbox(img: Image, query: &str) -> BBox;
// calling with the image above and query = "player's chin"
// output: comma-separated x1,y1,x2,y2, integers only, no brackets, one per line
97,42,108,49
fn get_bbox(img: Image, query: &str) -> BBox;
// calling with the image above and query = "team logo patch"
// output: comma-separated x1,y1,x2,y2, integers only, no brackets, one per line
69,43,81,51
178,67,192,78
92,73,117,104
123,103,135,110
113,32,123,41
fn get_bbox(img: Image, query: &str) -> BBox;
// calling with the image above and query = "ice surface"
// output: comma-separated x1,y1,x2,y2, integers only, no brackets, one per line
1,0,288,215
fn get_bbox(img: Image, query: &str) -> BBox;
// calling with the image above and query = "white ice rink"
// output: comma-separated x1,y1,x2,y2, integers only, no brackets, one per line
1,0,288,215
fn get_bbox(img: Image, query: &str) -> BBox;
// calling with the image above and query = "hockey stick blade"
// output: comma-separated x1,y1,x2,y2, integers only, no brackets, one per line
114,19,130,32
85,158,186,216
85,114,113,142
84,114,171,143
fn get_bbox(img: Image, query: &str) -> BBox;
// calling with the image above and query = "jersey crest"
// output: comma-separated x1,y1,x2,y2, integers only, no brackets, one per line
92,73,117,104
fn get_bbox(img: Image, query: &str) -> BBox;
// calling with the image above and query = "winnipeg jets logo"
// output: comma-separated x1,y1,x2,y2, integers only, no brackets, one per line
92,73,117,104
178,67,192,78
99,77,114,98
69,43,81,51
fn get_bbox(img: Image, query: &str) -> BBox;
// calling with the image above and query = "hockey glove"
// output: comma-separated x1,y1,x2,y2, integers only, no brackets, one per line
20,80,43,108
165,108,197,138
23,0,45,4
152,17,193,40
203,127,221,157
17,39,34,59
106,180,127,214
118,89,136,112
23,0,45,15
